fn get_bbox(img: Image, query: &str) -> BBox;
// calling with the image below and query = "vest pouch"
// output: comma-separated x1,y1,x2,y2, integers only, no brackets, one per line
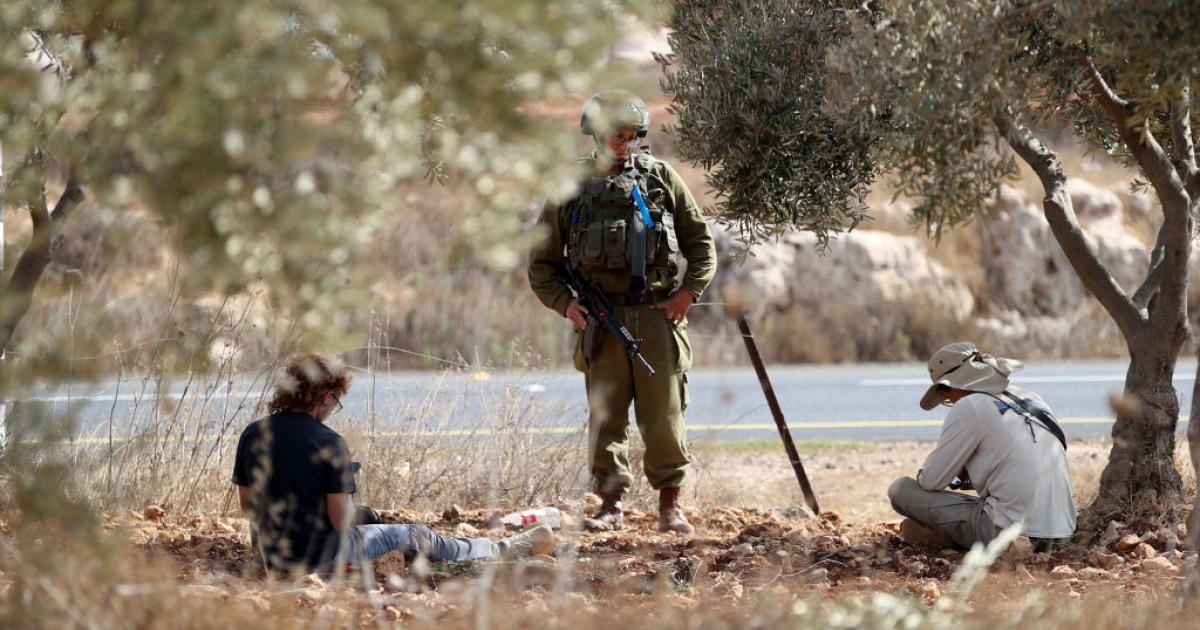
655,211,678,268
576,220,607,272
647,211,664,261
604,218,628,269
567,221,584,270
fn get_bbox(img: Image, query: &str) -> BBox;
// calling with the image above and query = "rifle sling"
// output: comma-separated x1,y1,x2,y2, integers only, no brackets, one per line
988,391,1068,451
627,195,648,304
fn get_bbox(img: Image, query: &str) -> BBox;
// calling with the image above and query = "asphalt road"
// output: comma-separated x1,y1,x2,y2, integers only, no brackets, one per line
13,359,1196,444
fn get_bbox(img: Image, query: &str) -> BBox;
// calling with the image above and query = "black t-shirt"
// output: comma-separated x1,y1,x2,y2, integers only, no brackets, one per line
231,412,356,571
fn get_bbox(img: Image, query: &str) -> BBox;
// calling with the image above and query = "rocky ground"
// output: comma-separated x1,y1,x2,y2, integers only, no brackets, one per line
104,439,1195,627
119,503,1192,625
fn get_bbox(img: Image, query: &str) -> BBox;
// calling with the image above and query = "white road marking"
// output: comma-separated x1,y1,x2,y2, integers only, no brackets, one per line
23,391,260,403
859,374,1197,386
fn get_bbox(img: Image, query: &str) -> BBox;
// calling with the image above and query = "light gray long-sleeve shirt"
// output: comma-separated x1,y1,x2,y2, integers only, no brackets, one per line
917,385,1076,538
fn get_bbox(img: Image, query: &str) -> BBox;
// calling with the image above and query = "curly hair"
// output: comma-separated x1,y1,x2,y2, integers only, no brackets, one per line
268,353,352,415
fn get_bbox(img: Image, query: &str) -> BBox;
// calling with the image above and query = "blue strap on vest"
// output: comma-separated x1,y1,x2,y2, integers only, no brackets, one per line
631,183,654,228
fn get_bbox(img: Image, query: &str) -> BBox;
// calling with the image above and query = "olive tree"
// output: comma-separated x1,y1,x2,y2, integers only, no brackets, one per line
662,0,1200,522
0,2,646,377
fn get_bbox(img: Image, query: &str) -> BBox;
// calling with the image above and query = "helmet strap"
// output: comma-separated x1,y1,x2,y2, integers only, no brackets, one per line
592,135,621,170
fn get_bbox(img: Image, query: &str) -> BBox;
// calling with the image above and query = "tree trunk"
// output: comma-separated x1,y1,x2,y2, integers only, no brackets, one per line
0,139,5,449
0,181,84,354
1186,351,1200,599
1187,351,1200,563
996,114,1189,521
1092,344,1185,513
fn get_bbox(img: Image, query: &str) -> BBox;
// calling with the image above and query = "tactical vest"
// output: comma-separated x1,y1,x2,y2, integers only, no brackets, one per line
565,149,679,299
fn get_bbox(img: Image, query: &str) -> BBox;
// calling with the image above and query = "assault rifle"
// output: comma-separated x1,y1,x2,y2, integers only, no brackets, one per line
564,265,656,376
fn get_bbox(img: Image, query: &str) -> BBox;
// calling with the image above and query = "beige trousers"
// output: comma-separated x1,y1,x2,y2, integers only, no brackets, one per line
887,476,998,549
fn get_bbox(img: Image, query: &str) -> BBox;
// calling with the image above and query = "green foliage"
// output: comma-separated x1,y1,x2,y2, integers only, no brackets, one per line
1048,1,1200,162
827,0,1027,236
0,0,653,338
665,0,1200,238
660,0,878,247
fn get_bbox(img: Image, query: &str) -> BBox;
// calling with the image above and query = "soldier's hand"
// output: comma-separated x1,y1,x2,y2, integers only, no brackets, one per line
652,290,695,324
566,299,589,330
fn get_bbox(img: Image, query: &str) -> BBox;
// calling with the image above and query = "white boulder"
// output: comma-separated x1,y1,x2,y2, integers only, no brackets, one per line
715,228,974,325
980,184,1150,316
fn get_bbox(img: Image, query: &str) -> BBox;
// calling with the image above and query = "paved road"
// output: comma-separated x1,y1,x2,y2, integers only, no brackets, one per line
12,359,1195,444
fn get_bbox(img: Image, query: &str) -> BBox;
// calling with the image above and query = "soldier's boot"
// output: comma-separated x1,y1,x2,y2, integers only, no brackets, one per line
658,487,695,534
583,492,625,531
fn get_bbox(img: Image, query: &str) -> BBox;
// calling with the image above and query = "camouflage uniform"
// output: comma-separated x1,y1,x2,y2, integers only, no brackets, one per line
528,141,716,507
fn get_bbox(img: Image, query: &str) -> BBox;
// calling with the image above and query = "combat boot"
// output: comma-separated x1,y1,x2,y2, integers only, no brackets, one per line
658,487,695,534
582,492,624,531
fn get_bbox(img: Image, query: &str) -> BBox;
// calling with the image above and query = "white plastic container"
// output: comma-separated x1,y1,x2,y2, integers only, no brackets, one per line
500,506,562,529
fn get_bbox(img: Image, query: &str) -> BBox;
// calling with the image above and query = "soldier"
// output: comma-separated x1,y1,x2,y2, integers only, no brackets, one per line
528,90,717,534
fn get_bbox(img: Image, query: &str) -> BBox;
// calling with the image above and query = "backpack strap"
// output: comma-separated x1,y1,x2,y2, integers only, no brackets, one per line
624,149,660,303
627,186,648,304
988,390,1068,451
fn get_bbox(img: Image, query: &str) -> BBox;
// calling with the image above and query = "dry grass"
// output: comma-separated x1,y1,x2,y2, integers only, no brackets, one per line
3,407,1197,629
0,312,1196,629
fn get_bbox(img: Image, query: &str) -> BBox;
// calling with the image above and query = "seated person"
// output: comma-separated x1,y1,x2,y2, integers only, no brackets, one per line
232,353,552,575
889,342,1076,551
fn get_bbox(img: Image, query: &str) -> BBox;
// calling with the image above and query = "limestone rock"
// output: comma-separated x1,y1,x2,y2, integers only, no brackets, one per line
296,588,325,607
714,227,974,332
1134,543,1158,559
1050,565,1076,580
1087,549,1122,570
1139,556,1178,576
1099,521,1125,549
1113,534,1142,553
918,581,941,603
804,567,829,584
301,573,325,589
981,184,1149,317
1077,567,1113,580
729,543,755,556
1068,179,1123,221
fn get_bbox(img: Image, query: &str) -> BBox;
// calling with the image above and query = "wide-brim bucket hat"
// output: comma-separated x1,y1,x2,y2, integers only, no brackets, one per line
919,341,1023,410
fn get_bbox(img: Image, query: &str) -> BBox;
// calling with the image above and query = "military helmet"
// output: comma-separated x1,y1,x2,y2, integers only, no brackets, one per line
580,90,650,137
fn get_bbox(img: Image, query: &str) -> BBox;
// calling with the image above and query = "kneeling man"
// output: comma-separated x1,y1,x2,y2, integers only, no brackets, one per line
889,342,1076,551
